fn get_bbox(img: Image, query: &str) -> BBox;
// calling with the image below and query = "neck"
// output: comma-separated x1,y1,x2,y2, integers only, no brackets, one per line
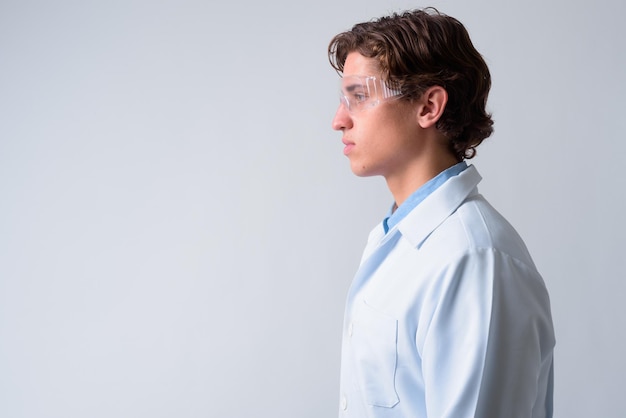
385,153,459,208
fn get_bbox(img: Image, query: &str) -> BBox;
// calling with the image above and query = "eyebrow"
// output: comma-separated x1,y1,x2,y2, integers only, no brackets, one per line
344,83,366,93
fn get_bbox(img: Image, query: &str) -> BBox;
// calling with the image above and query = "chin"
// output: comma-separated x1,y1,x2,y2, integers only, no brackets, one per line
350,163,378,178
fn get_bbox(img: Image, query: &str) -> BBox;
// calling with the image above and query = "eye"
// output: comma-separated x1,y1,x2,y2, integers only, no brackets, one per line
348,87,370,105
353,92,368,103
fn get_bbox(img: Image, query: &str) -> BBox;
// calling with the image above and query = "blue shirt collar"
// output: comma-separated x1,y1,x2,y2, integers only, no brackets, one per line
383,161,468,234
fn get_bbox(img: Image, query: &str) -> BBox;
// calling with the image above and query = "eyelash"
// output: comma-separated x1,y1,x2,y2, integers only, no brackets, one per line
353,93,368,102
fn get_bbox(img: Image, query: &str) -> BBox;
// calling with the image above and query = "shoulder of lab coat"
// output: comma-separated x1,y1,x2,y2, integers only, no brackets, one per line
391,164,555,417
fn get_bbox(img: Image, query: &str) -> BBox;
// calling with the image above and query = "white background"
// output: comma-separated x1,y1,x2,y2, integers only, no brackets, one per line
1,0,624,417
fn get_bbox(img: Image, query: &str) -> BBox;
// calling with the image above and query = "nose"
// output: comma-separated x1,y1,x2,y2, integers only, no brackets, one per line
332,103,353,131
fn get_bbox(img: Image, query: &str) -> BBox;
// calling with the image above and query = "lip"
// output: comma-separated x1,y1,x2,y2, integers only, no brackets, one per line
342,139,355,155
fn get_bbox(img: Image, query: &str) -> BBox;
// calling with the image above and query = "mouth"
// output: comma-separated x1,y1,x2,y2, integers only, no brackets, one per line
342,139,355,155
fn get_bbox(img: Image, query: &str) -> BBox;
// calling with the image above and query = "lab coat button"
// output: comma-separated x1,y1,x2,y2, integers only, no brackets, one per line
348,322,354,337
341,395,348,410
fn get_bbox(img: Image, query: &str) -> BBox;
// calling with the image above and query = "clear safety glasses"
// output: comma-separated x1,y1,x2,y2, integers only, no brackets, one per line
338,75,402,113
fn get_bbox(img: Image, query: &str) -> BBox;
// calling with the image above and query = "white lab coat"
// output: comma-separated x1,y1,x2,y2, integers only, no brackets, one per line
339,165,555,418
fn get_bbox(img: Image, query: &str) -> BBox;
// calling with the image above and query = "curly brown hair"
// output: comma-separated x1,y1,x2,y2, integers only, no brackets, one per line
328,8,494,160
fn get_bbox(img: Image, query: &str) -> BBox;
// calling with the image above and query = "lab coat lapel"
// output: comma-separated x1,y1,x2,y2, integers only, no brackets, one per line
344,165,481,308
398,165,482,249
346,226,402,307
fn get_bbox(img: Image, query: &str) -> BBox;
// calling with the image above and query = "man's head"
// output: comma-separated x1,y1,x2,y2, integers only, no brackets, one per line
329,8,493,160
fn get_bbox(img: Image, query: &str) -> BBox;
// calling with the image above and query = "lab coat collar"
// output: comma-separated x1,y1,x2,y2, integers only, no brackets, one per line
396,164,482,249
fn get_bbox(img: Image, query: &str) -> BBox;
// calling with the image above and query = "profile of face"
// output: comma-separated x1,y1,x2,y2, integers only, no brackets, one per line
332,53,426,180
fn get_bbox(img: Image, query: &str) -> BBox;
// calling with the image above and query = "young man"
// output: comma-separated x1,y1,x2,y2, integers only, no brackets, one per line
329,9,555,418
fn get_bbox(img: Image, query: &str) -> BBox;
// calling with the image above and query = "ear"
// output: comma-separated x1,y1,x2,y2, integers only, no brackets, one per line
416,86,448,129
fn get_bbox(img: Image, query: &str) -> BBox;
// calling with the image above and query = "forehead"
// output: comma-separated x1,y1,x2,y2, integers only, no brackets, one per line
342,52,381,77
